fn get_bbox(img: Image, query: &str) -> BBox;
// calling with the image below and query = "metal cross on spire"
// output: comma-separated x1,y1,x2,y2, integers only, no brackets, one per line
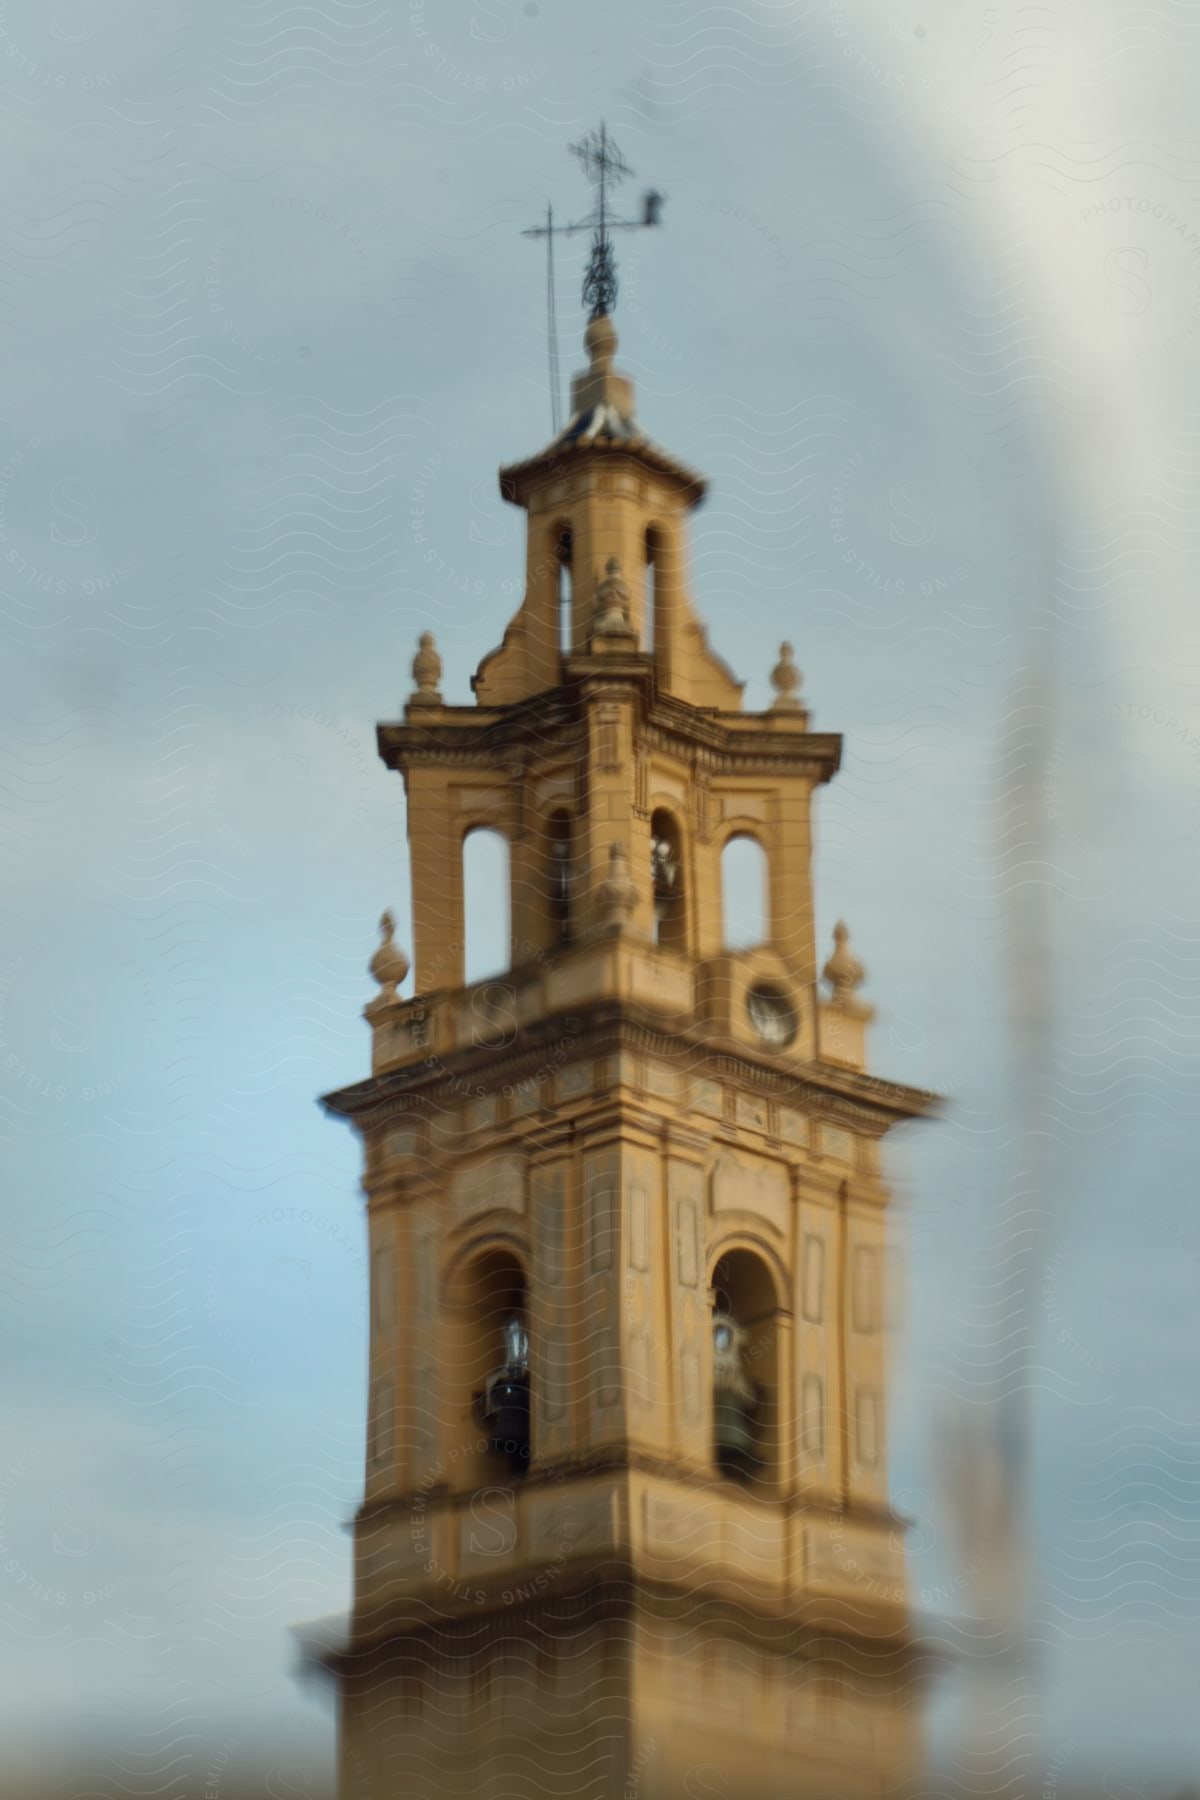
522,121,664,426
568,121,636,320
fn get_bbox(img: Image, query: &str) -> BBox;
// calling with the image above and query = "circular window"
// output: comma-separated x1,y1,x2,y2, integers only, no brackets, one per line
746,983,796,1048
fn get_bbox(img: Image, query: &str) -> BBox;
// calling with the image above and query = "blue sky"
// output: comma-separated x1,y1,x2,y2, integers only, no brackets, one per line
1,1,1199,1792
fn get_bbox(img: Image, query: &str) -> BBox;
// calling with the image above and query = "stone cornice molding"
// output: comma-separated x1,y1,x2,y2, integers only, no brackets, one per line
323,1001,941,1133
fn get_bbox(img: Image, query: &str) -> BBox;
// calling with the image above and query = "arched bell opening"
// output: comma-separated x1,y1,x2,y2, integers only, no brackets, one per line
709,1247,781,1490
545,809,574,944
445,1247,531,1487
644,524,661,658
462,827,510,984
650,807,686,952
720,832,770,951
552,523,573,656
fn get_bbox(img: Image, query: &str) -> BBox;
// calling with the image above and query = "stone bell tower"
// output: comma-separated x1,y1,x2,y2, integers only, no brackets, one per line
319,313,936,1799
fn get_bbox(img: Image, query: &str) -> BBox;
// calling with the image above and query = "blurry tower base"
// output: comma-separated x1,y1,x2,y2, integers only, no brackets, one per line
301,1565,930,1800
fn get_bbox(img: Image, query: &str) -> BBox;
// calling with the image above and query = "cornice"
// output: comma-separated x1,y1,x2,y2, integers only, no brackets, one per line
354,1448,908,1527
377,679,842,784
332,1563,917,1668
320,999,941,1132
377,690,582,771
497,433,708,511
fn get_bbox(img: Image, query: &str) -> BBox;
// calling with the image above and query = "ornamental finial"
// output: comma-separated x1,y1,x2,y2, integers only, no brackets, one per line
369,909,409,998
410,631,442,706
823,920,865,1001
585,313,618,374
770,641,803,712
520,125,663,435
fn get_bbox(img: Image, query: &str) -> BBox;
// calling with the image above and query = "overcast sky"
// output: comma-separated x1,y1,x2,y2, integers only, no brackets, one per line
1,1,1199,1793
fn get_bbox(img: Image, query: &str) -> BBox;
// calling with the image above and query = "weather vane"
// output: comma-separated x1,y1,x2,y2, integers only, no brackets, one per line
522,121,664,430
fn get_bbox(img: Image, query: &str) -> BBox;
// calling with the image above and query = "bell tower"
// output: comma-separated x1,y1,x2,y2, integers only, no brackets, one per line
320,305,935,1797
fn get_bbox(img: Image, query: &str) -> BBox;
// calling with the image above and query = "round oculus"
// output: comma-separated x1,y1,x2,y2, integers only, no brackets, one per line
746,983,797,1048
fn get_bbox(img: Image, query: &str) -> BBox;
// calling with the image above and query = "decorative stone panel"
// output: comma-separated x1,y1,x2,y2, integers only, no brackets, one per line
711,1148,790,1236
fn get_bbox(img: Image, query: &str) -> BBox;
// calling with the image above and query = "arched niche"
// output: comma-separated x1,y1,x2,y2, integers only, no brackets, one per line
708,1244,783,1491
443,1245,530,1490
721,832,769,950
462,826,510,983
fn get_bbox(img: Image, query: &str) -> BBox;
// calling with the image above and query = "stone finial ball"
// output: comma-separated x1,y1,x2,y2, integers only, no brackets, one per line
585,314,618,368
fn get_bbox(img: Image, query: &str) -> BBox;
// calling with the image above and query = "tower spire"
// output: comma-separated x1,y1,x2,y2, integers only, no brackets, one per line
522,118,664,330
569,119,634,319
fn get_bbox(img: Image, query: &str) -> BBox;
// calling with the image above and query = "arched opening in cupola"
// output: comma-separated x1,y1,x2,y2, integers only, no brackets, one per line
553,523,573,656
650,808,686,952
644,524,661,657
462,827,510,984
709,1247,781,1490
721,833,770,950
445,1246,530,1490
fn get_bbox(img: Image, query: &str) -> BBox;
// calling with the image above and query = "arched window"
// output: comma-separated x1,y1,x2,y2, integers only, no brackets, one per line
463,828,509,984
546,810,573,943
445,1247,530,1487
721,834,769,950
650,808,686,952
644,525,661,657
710,1248,781,1489
554,525,573,656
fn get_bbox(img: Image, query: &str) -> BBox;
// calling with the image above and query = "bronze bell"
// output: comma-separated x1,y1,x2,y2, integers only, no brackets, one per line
712,1315,760,1474
476,1315,532,1471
